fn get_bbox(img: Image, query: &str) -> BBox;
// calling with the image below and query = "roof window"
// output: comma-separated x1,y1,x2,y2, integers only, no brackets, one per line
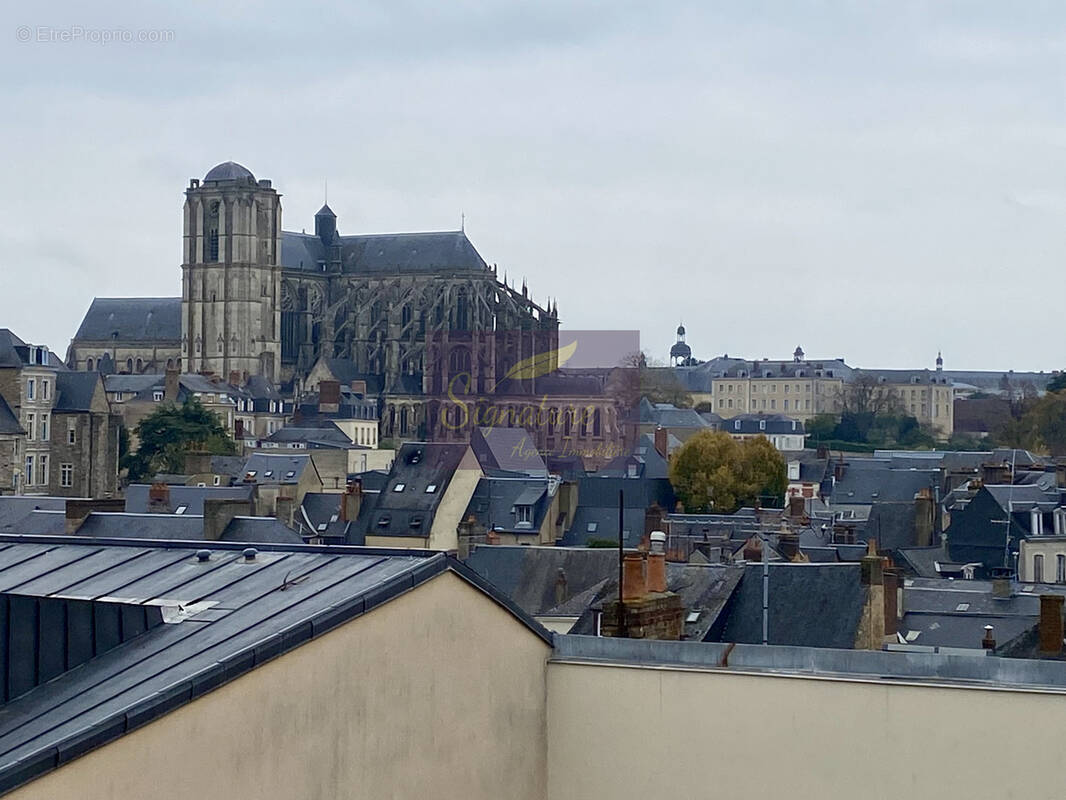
393,483,406,492
175,505,187,515
425,484,437,493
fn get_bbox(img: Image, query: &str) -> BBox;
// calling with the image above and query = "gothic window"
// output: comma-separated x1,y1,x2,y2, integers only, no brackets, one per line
449,347,471,375
207,201,220,262
593,408,602,437
86,357,94,371
195,336,202,354
126,358,133,372
217,334,224,354
402,304,412,328
400,407,409,435
455,290,470,330
135,358,143,372
166,358,173,369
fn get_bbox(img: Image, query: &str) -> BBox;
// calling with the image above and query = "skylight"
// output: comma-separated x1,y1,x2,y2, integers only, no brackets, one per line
285,470,295,478
264,470,273,478
587,522,598,533
174,505,187,515
393,483,406,492
955,603,970,612
425,484,437,493
316,523,327,532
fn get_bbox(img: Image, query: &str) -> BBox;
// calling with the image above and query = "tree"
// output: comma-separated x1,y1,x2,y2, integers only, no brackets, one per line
615,351,693,408
668,430,786,514
1000,391,1066,456
127,398,238,480
838,372,903,417
1048,372,1066,393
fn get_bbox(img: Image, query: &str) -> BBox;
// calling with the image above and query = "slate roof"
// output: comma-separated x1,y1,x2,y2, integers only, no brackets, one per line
241,453,316,486
464,477,551,535
125,485,255,516
717,563,867,649
359,443,473,537
72,298,181,343
0,536,549,794
0,395,23,435
219,517,303,544
282,230,488,274
263,425,354,448
635,398,709,428
829,460,938,507
299,493,351,540
0,498,67,533
52,372,101,412
569,562,746,642
470,427,546,476
724,413,805,435
75,513,206,540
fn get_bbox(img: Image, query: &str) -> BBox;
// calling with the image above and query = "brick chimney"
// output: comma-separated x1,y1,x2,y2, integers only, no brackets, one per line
914,487,935,547
148,482,171,513
228,370,242,388
164,367,179,403
647,532,667,592
621,552,646,601
319,380,341,413
350,379,367,395
653,426,668,459
1039,594,1065,655
742,534,763,562
788,495,805,519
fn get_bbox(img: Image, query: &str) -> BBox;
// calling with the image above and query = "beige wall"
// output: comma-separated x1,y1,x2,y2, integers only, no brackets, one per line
1019,536,1066,583
546,660,1066,800
10,571,549,800
428,448,482,551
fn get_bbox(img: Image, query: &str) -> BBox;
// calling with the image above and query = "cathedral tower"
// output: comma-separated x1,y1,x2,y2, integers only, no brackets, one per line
181,162,282,380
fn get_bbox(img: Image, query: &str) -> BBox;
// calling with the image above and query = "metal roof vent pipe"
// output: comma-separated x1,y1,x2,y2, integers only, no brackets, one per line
196,549,211,563
982,625,996,651
243,547,258,562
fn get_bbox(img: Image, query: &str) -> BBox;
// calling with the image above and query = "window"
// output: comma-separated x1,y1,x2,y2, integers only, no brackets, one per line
42,380,49,400
515,505,532,524
26,379,35,401
60,463,73,488
1034,554,1045,584
263,470,273,478
213,475,221,486
40,414,48,441
38,454,48,486
759,420,766,431
67,420,76,445
1058,554,1066,584
285,470,295,479
587,521,598,533
393,483,406,492
175,505,188,515
770,399,776,410
26,413,35,440
734,420,741,431
153,390,164,402
377,515,391,528
25,455,34,486
783,399,789,411
425,484,437,493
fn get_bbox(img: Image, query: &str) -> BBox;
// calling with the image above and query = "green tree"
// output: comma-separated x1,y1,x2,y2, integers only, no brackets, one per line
668,430,786,513
1048,373,1066,393
1001,391,1066,456
128,398,238,480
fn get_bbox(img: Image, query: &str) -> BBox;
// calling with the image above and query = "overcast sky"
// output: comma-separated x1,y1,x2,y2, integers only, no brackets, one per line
3,1,1064,371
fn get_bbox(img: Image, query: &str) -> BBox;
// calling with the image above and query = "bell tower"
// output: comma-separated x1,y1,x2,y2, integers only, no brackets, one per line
181,161,282,381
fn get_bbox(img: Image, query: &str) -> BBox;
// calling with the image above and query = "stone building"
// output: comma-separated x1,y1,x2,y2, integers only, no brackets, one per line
0,330,120,497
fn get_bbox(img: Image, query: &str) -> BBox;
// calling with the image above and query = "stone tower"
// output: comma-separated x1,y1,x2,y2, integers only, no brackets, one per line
181,161,282,381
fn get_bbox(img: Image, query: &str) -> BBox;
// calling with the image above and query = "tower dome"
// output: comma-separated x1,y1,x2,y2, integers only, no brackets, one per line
204,161,256,182
677,324,686,337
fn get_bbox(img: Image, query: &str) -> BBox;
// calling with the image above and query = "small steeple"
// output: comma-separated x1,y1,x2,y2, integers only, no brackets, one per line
936,351,943,372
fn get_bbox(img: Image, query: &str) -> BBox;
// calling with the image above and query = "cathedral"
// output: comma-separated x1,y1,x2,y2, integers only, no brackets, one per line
68,162,625,454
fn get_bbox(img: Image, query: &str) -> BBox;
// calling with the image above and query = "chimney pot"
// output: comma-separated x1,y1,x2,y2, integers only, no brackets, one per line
647,552,667,593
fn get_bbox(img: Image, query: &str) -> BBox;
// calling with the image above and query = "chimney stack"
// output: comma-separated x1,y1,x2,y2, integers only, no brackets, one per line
991,568,1012,599
148,482,171,513
554,568,568,607
654,426,668,459
1039,594,1065,655
164,367,179,403
914,487,935,547
340,479,362,522
202,498,252,541
275,495,297,528
621,553,646,601
350,379,367,395
647,532,667,593
318,380,341,413
64,498,125,534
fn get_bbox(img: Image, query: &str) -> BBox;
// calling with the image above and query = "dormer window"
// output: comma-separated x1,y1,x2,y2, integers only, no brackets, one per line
734,420,741,430
377,515,391,528
153,390,164,402
759,420,766,431
515,505,532,525
410,516,423,530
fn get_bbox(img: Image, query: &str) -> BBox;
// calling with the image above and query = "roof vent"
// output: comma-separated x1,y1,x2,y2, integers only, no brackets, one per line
243,547,258,561
196,549,211,562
